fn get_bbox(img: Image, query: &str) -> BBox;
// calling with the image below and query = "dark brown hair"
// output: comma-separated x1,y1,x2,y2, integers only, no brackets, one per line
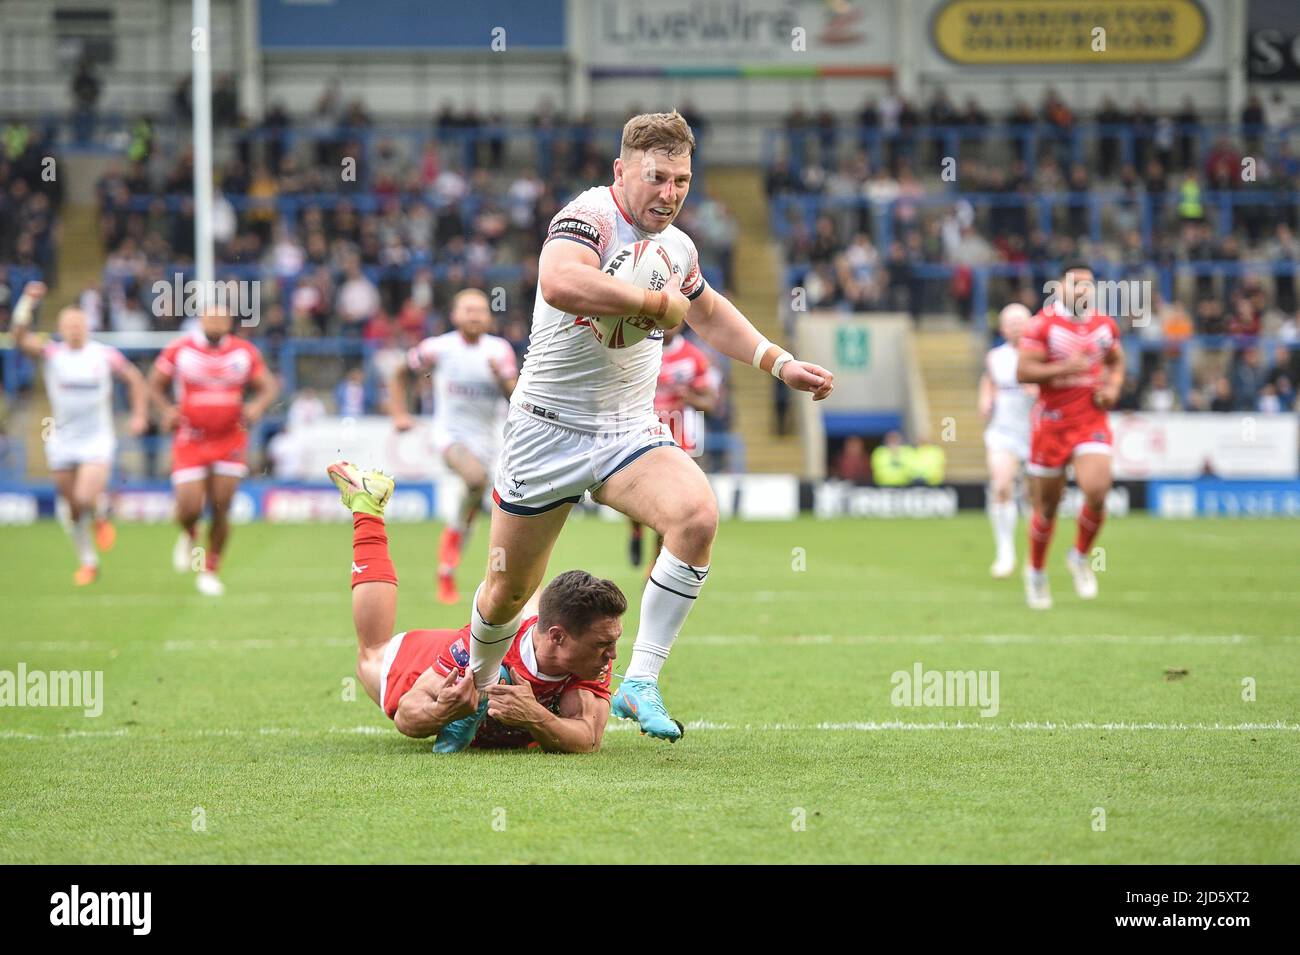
538,570,627,636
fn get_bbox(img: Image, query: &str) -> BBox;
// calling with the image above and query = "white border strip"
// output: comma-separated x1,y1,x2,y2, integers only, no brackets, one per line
3,721,1298,742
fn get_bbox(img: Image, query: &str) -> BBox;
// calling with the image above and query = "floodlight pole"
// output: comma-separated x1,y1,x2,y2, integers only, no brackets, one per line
193,0,214,301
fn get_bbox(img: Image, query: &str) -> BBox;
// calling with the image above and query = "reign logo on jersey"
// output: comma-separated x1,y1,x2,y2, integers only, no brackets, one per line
550,218,602,249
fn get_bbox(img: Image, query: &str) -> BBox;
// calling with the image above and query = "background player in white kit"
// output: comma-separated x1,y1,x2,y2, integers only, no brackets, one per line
978,304,1036,578
390,289,518,604
432,111,834,752
10,282,147,584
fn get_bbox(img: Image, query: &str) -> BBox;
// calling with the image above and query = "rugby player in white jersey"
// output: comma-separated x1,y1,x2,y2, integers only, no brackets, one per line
390,288,518,604
11,282,148,584
432,111,835,751
978,304,1036,578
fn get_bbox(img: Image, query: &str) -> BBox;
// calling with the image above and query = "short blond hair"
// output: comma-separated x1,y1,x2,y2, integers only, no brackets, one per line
451,288,490,311
620,110,696,160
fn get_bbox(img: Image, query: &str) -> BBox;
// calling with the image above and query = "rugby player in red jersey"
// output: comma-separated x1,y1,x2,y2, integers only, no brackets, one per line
1017,264,1126,609
629,323,717,569
327,460,626,753
147,307,278,596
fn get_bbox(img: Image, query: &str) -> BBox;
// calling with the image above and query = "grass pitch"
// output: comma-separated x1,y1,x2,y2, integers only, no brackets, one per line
1,513,1297,864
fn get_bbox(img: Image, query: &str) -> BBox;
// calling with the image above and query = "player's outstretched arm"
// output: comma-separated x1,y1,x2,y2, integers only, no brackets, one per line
393,667,475,739
685,286,834,400
242,366,279,427
146,364,179,431
9,282,48,359
539,239,686,325
978,371,994,421
485,672,608,753
113,355,150,436
1093,340,1126,409
389,362,415,431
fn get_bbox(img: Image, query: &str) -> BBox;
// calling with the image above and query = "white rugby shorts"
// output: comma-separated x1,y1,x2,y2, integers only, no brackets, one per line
492,404,679,515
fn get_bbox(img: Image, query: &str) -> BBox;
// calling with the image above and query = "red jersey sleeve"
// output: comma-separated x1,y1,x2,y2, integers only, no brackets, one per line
154,337,182,376
243,340,267,381
562,668,612,703
1103,316,1121,354
1019,314,1049,356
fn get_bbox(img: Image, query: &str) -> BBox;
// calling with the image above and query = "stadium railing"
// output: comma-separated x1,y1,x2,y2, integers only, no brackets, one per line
765,121,1300,179
783,259,1299,326
771,190,1300,257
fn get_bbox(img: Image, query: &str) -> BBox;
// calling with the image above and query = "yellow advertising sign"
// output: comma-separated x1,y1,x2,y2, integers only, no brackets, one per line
932,0,1208,64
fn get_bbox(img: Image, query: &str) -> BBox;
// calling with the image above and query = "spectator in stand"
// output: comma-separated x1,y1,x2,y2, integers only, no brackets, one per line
71,56,102,144
1141,367,1180,412
835,436,872,483
335,366,369,417
1208,376,1236,411
1232,346,1268,410
871,431,913,486
337,256,380,337
1266,344,1298,407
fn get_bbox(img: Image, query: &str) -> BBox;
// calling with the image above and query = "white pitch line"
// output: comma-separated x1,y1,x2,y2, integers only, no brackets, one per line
688,633,1264,646
714,590,1300,605
0,633,1284,653
3,721,1298,742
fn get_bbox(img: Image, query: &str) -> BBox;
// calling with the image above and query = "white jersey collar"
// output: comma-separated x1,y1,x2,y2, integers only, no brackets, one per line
519,623,565,682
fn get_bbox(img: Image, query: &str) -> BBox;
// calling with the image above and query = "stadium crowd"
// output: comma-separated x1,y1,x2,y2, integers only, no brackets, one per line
0,121,62,319
770,86,1300,414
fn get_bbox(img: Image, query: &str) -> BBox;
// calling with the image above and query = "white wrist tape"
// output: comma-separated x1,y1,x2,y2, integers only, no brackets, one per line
771,352,794,380
12,295,35,329
751,338,774,370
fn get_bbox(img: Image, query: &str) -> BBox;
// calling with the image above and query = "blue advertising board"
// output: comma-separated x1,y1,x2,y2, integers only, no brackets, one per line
1149,479,1300,517
259,0,566,50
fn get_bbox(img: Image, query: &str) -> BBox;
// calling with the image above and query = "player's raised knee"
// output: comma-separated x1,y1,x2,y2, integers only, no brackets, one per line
671,495,718,551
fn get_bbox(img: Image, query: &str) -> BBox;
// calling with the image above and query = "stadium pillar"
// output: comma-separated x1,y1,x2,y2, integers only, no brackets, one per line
193,0,215,295
237,0,264,123
565,0,590,118
1225,0,1247,125
894,0,919,101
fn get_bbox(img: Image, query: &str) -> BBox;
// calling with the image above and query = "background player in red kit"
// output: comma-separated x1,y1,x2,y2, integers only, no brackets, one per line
629,323,717,569
148,307,278,596
327,460,625,753
1017,265,1125,609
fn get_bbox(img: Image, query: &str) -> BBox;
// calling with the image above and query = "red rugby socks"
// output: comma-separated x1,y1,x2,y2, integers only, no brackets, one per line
1028,511,1054,572
1074,502,1105,556
352,514,397,587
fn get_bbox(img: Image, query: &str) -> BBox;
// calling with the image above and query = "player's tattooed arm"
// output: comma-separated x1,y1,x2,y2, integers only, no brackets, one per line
242,366,279,427
146,364,180,431
485,671,607,753
1094,340,1126,409
393,667,476,739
